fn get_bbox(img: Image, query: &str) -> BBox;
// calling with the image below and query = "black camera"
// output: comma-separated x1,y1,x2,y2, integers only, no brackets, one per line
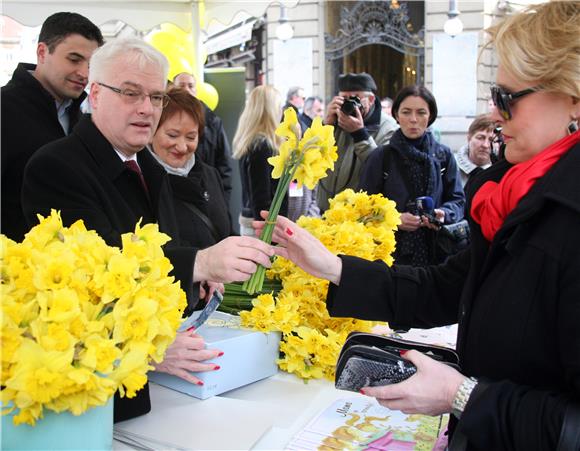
407,196,442,227
341,95,362,117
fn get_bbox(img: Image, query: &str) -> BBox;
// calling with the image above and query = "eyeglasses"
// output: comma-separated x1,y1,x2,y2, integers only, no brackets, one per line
490,85,540,120
97,82,169,108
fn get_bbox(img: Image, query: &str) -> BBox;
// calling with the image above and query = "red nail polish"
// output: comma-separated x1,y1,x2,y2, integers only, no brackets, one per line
196,381,204,386
286,227,294,236
187,326,195,332
400,350,409,356
217,352,224,357
359,389,366,395
213,365,221,371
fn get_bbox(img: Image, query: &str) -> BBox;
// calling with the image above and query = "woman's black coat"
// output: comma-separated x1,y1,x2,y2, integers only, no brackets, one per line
168,157,232,249
239,136,288,220
327,143,580,450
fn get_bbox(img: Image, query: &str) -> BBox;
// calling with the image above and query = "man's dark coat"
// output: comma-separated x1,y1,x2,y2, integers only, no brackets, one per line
1,62,86,241
22,116,197,423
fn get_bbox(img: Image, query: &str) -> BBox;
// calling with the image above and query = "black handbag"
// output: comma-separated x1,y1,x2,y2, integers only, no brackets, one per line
335,332,460,392
436,219,470,257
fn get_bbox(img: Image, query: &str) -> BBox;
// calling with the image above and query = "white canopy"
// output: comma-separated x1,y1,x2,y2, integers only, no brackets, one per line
2,0,299,33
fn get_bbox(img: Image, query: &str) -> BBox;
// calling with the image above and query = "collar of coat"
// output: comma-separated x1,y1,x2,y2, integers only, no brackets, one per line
71,115,168,211
468,143,580,236
8,62,87,114
456,144,491,175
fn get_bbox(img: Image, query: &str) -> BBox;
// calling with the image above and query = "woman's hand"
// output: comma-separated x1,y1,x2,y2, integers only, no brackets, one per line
153,330,223,385
253,211,343,285
420,209,445,231
399,212,422,231
361,350,465,416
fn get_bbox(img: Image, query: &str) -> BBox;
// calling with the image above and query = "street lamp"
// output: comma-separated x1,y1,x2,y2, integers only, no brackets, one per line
276,5,294,41
444,0,464,37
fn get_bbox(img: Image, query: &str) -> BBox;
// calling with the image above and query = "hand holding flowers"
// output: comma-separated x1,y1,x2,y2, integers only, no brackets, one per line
243,107,338,294
253,211,343,285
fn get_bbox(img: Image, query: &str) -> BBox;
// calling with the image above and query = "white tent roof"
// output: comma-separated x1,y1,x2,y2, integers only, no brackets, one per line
2,0,299,33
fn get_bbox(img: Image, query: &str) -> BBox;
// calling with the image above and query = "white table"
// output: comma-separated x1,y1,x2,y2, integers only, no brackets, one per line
114,371,364,450
114,324,457,450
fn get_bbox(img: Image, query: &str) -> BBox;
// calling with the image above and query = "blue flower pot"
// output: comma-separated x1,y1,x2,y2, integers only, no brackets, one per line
1,398,113,450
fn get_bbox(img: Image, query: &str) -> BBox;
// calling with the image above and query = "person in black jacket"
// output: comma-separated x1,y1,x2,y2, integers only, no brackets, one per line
1,12,103,241
148,88,233,387
232,85,288,235
21,38,275,424
255,3,580,449
359,85,465,266
173,72,232,202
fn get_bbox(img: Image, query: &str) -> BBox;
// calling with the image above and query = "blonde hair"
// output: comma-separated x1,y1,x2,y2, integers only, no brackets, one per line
232,85,282,159
485,1,580,100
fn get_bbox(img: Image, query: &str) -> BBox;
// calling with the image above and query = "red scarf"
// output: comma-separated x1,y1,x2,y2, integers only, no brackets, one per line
471,130,580,242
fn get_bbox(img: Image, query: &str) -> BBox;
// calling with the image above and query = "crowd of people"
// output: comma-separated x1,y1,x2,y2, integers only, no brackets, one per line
2,1,579,448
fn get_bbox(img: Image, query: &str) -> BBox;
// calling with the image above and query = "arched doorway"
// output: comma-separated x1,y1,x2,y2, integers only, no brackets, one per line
325,1,424,100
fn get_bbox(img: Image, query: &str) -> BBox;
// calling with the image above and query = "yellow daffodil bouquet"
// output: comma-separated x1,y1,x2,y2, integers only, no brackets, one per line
243,107,338,294
239,189,401,380
1,211,186,426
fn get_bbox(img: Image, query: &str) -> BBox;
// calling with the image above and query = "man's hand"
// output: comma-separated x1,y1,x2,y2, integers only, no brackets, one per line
324,96,344,125
193,236,274,283
337,106,365,133
199,281,225,302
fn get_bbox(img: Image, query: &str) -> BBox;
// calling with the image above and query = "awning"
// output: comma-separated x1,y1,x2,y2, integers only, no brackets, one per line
2,0,299,33
204,17,258,55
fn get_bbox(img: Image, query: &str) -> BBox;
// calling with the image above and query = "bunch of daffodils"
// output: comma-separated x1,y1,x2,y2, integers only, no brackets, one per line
243,107,338,294
240,189,401,380
1,211,186,426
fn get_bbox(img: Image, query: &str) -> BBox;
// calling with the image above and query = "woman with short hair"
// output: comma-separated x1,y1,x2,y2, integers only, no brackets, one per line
455,114,495,187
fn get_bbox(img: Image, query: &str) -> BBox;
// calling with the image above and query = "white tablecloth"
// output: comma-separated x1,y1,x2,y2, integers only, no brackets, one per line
114,324,457,450
114,371,363,450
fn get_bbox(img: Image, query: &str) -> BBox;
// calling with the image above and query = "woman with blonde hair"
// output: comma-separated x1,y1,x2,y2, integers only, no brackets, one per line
256,2,580,448
233,85,288,235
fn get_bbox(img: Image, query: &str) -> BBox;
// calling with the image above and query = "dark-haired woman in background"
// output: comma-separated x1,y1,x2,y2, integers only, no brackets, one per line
359,85,465,265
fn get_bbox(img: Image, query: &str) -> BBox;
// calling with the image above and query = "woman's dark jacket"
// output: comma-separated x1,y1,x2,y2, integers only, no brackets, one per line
358,130,465,265
239,136,288,220
167,156,232,249
327,142,580,450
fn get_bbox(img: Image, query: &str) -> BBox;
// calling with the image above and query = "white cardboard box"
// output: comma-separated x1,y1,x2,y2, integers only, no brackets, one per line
148,312,281,399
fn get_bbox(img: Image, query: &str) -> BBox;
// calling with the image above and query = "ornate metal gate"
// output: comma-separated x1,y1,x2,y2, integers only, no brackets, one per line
325,1,425,85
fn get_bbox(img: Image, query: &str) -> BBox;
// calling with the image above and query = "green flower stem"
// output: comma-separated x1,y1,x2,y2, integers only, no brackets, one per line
243,161,300,294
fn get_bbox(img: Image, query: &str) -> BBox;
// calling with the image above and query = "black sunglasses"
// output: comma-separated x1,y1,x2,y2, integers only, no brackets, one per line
490,85,540,120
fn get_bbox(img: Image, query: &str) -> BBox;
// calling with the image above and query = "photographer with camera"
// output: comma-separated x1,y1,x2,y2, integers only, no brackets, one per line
359,85,465,266
317,73,398,212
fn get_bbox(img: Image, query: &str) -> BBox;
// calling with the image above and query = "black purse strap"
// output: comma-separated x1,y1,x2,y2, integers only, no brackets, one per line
181,201,221,243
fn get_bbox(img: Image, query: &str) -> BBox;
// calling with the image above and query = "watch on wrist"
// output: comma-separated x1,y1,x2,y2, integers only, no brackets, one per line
451,377,478,419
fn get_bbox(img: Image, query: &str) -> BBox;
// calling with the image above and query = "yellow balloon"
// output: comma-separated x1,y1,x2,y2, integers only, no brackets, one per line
197,82,219,111
146,28,197,80
168,57,194,81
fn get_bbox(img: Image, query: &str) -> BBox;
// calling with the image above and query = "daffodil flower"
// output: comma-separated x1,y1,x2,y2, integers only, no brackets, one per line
1,210,186,425
243,107,338,295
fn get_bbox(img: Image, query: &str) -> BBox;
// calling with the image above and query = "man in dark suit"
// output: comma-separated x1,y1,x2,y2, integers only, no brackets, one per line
22,37,274,423
1,12,103,241
173,72,233,202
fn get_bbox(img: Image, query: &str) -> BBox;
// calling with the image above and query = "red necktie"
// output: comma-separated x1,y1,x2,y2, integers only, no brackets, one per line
124,160,149,196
